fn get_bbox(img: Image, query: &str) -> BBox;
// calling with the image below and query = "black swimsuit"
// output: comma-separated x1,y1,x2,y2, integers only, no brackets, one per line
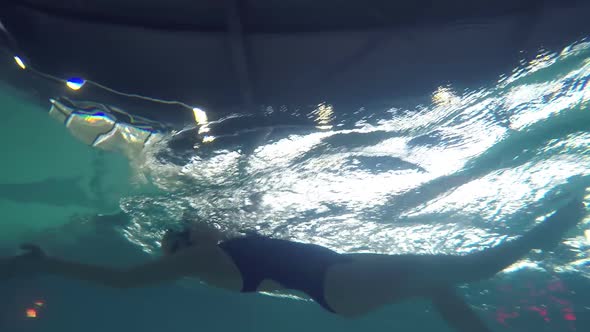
218,236,352,312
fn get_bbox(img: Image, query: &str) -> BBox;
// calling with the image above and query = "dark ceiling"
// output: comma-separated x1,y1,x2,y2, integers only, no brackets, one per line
1,0,589,123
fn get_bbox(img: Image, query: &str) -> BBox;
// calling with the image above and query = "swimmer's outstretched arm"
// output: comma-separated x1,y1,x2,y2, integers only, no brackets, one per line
0,245,199,288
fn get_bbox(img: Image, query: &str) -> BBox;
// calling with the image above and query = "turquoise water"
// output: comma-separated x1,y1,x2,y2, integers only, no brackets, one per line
2,39,590,331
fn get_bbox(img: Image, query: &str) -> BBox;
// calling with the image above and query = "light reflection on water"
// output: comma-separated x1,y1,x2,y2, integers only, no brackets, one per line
120,40,590,282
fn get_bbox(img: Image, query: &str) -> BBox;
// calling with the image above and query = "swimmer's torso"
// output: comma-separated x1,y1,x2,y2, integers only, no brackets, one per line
214,236,352,312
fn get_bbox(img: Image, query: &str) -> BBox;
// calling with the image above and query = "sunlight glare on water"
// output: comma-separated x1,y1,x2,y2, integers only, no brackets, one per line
119,40,590,282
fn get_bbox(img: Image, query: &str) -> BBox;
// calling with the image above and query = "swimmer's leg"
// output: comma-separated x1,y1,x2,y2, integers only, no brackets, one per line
418,199,584,332
431,198,586,284
431,287,491,332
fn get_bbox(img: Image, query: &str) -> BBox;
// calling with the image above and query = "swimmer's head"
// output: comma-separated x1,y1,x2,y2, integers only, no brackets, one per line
161,223,227,255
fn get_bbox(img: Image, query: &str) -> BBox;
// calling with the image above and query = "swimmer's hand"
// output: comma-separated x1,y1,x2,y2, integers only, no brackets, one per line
0,244,47,280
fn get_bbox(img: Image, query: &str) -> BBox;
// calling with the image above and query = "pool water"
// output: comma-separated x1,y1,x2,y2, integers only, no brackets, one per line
1,38,590,331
